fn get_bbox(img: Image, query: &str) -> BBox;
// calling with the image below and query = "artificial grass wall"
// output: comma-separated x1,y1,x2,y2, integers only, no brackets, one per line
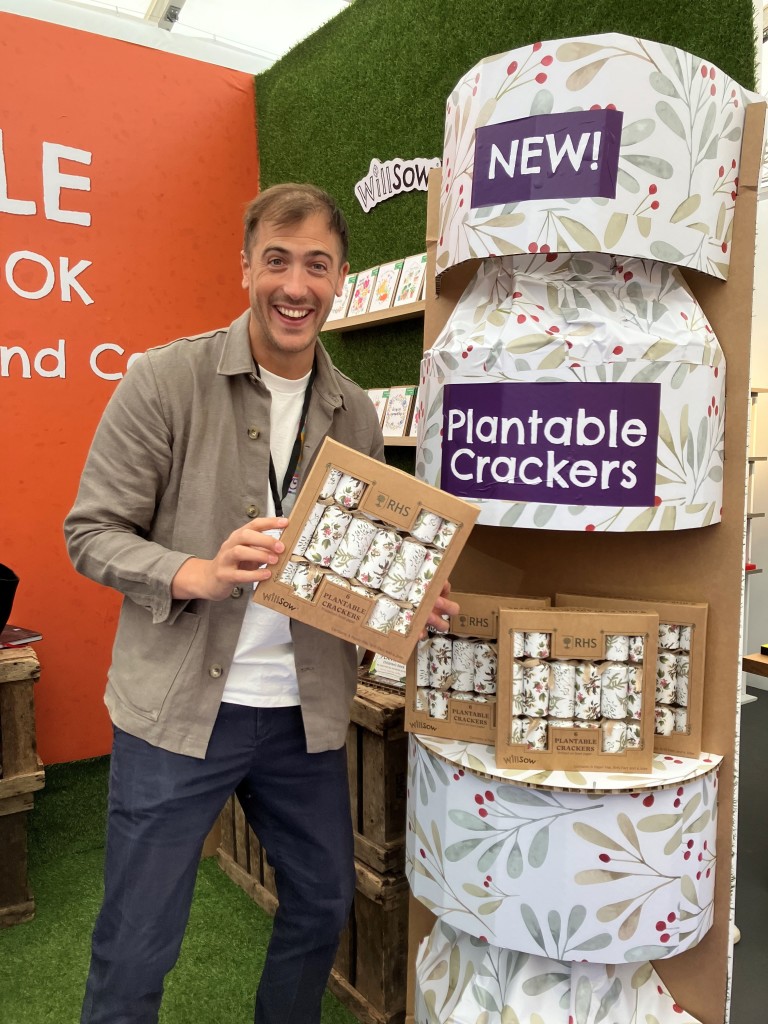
255,0,757,405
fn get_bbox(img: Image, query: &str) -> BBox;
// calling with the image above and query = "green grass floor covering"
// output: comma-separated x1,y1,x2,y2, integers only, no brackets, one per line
0,758,357,1024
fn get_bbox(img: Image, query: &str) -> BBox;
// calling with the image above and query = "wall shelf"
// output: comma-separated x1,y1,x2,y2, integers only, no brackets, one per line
742,653,768,677
322,300,425,334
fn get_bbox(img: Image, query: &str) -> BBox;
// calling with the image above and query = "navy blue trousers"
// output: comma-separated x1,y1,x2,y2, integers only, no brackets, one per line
81,703,355,1024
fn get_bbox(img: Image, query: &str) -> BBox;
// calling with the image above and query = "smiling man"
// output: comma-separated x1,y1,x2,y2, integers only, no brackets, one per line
64,183,457,1024
241,205,347,375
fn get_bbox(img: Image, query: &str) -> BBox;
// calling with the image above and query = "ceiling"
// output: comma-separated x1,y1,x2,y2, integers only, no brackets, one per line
1,0,352,71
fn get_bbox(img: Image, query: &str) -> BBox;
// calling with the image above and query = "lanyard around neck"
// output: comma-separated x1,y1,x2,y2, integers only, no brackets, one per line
255,359,317,518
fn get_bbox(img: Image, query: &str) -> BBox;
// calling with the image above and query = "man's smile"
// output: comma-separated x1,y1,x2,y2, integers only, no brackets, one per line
275,305,312,320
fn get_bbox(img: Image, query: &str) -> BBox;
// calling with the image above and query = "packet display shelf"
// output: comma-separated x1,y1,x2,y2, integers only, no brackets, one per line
322,299,425,334
323,299,424,447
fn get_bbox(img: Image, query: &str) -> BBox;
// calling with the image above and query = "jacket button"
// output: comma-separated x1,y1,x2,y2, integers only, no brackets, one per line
246,504,258,518
231,586,243,598
209,664,223,678
248,427,259,439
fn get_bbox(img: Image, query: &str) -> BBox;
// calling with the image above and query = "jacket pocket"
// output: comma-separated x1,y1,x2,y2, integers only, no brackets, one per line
108,605,201,722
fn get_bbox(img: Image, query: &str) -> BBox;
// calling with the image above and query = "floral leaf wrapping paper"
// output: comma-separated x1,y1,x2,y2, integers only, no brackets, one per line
438,34,761,280
414,918,704,1023
415,252,725,532
406,736,719,963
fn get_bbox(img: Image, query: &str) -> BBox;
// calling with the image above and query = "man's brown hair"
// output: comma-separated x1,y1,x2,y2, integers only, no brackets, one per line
242,183,349,264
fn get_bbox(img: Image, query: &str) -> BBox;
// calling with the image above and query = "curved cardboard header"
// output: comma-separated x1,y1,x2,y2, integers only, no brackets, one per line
416,253,725,533
437,33,761,280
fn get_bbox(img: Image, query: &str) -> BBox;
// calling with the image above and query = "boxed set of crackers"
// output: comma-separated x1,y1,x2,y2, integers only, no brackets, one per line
404,592,550,743
252,438,478,660
495,608,659,773
556,594,708,758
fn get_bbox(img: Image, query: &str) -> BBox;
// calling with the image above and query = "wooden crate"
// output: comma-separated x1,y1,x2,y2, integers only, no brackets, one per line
348,683,407,874
0,802,35,926
330,861,408,1024
0,647,44,927
218,683,409,876
217,794,277,915
0,647,41,782
217,792,408,1024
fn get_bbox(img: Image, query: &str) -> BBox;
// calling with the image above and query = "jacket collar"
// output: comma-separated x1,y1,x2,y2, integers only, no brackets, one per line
217,310,343,409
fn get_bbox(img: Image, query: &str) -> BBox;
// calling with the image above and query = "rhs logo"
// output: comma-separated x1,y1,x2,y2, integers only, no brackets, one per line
459,614,490,629
374,492,412,519
562,635,598,650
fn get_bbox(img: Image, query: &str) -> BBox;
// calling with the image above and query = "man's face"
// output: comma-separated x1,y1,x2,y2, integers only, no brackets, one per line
241,212,349,377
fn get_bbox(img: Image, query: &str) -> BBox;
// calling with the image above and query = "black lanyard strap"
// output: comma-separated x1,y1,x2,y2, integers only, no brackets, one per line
257,359,316,518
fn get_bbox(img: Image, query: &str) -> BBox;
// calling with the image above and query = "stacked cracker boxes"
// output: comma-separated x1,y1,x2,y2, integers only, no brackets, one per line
405,597,708,772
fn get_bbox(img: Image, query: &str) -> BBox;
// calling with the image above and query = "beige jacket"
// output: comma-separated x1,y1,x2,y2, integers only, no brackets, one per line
64,310,384,757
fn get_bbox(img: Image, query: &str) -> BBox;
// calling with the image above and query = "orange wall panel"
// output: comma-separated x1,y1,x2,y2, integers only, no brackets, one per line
0,13,259,763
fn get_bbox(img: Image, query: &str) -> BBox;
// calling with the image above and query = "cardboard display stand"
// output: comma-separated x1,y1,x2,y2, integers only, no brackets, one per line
407,94,766,1024
416,34,764,541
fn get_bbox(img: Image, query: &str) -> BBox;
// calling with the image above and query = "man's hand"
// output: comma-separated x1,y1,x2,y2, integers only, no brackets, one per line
422,580,459,637
171,517,289,601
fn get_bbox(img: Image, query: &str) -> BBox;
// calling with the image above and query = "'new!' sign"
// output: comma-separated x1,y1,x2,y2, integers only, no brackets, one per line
471,108,623,207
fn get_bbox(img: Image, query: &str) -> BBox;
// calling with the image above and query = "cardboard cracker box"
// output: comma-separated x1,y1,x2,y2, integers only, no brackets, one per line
495,608,658,773
555,593,708,758
252,438,479,661
404,592,550,744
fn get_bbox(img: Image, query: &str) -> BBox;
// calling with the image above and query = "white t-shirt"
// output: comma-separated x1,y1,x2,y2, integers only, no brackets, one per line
221,365,311,707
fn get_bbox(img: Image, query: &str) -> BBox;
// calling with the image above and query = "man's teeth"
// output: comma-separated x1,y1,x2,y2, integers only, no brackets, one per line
277,306,310,319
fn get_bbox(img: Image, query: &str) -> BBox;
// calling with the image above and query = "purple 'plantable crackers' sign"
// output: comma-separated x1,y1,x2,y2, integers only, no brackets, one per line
471,108,623,207
440,381,661,507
